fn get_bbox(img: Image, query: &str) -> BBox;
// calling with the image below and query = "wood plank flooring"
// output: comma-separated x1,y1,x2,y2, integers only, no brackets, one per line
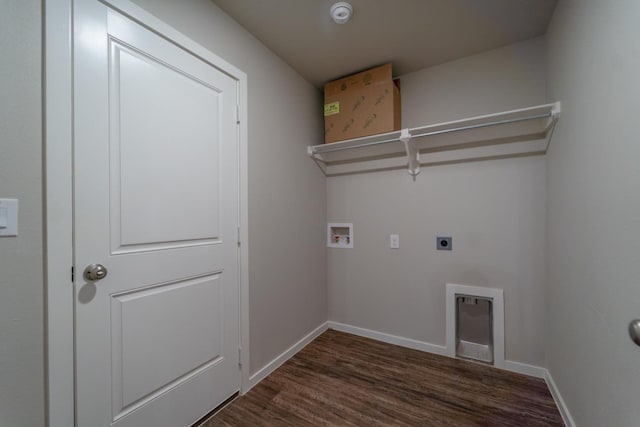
203,330,563,426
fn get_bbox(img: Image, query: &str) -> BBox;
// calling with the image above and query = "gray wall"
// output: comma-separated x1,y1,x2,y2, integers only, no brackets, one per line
546,0,640,425
327,38,549,366
129,0,327,374
0,1,45,426
11,1,640,425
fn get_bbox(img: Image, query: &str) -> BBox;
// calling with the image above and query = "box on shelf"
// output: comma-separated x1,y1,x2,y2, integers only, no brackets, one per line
323,63,401,144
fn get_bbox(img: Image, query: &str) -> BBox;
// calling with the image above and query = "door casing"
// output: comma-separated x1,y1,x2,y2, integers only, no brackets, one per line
44,1,250,425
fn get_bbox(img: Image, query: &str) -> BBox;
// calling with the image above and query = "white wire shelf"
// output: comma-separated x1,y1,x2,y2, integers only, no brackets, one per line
308,102,561,177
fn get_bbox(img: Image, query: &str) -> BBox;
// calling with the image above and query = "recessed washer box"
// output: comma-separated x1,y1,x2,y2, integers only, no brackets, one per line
328,223,353,248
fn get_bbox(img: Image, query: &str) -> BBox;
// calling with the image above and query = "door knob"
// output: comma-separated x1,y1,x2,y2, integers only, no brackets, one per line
629,319,640,347
83,264,108,281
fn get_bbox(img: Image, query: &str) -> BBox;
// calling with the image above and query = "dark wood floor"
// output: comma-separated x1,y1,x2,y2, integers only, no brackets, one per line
203,330,563,426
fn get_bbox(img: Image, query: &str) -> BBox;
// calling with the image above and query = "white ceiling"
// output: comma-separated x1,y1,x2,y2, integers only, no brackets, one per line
212,0,557,87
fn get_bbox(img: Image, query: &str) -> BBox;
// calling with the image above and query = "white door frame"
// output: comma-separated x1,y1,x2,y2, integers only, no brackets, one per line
44,1,250,425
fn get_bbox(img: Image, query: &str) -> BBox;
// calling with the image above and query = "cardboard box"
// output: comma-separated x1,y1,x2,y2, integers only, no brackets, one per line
323,63,401,144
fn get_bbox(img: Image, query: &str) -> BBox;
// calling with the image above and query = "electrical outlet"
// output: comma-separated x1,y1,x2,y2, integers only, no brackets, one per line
390,234,400,249
437,236,452,251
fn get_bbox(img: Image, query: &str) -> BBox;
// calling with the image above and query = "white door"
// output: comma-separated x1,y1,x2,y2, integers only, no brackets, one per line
73,2,240,426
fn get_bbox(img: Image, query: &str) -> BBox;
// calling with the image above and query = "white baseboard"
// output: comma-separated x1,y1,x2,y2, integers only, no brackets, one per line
329,322,550,379
246,322,329,391
545,370,576,427
502,360,547,378
327,321,448,356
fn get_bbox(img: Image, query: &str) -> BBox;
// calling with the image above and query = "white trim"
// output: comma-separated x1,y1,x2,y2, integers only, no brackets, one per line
328,322,448,356
237,74,250,394
446,283,505,369
501,360,547,378
247,322,329,391
45,0,250,424
328,322,552,380
45,1,74,425
545,370,576,427
99,0,242,80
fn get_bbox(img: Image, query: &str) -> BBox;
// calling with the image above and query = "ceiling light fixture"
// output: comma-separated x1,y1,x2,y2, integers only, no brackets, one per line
330,2,353,24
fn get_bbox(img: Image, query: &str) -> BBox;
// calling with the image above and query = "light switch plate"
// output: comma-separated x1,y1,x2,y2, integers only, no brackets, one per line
0,207,7,228
0,199,18,237
390,234,400,249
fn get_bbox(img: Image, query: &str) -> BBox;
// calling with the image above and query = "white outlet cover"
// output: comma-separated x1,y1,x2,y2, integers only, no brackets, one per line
390,234,400,249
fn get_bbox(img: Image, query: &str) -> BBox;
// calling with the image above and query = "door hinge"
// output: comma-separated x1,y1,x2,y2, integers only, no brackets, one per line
71,266,75,282
236,105,240,124
237,227,241,247
238,347,242,368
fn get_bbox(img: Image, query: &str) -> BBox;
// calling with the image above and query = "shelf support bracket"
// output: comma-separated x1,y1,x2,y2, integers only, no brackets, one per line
543,101,562,152
400,128,420,178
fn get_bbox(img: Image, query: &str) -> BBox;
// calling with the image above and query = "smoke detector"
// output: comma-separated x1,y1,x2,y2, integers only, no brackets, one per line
330,2,353,24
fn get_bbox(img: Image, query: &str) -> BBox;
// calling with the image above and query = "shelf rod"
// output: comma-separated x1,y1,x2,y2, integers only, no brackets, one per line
314,111,552,155
315,135,403,154
410,112,551,140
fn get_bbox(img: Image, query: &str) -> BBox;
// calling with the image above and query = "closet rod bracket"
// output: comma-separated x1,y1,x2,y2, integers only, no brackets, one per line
550,101,562,120
400,128,420,177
